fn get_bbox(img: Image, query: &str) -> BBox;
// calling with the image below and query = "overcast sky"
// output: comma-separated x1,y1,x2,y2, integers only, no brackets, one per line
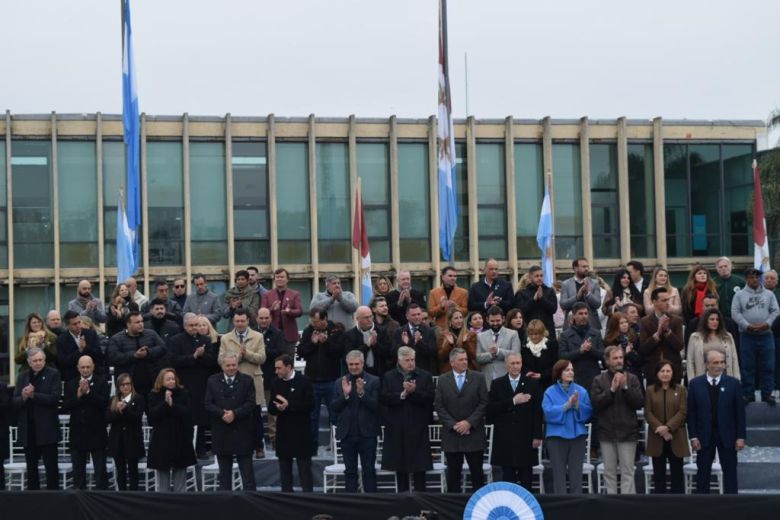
1,0,778,125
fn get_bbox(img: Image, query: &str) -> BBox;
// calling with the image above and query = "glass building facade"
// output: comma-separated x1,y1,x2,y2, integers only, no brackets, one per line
0,113,762,382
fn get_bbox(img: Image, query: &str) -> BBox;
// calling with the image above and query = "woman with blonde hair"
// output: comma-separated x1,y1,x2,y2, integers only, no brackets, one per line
686,308,740,381
374,276,392,299
106,283,139,337
107,373,145,490
147,368,196,492
437,307,479,372
197,315,221,347
643,267,682,317
680,264,719,323
15,312,57,371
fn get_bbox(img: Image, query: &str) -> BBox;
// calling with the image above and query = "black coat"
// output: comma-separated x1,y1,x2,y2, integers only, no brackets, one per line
168,332,218,425
268,373,314,459
520,339,559,391
468,278,515,314
257,325,284,384
379,368,434,472
13,366,61,447
386,288,427,325
204,372,256,456
487,374,543,468
515,283,558,338
143,317,181,347
299,321,345,382
55,328,105,382
0,382,11,460
62,374,110,451
146,387,196,470
390,324,437,373
343,325,391,377
107,330,167,397
558,326,605,388
106,394,145,461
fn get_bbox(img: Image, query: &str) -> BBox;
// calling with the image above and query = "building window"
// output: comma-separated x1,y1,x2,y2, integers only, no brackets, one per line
357,142,391,263
317,142,350,263
552,143,583,259
102,140,125,271
476,143,507,260
514,142,543,259
190,142,227,265
690,144,722,256
723,144,753,256
627,143,656,257
0,141,7,268
276,142,310,264
59,141,98,267
12,140,53,268
590,143,620,258
454,142,469,261
232,141,268,265
664,143,689,257
398,142,430,262
147,141,184,266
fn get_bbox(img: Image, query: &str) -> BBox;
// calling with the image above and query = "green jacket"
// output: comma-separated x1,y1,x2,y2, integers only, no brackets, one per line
716,274,744,319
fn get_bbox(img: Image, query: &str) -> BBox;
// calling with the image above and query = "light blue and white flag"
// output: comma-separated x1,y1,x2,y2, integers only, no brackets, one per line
437,0,458,263
536,183,554,286
116,192,137,282
121,0,140,279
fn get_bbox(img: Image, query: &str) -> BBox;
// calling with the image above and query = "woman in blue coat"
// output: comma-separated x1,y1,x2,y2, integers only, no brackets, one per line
542,359,592,494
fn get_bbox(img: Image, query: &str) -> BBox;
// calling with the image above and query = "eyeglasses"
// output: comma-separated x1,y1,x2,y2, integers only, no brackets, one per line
174,285,185,289
119,382,132,387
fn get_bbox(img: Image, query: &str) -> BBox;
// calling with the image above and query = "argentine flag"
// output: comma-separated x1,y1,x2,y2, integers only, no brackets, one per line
536,185,554,286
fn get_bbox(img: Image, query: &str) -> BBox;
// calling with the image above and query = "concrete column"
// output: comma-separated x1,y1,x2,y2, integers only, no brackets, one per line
505,117,518,286
617,117,631,262
268,114,278,271
51,112,61,309
96,113,105,298
308,115,319,294
579,117,593,262
182,113,192,292
467,117,478,282
389,116,401,271
225,114,236,282
653,117,667,266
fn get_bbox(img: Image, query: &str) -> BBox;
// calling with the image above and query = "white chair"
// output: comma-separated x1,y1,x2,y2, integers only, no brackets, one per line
374,426,398,492
185,425,199,491
135,425,157,491
683,436,723,494
425,424,447,492
4,426,28,490
56,422,74,489
461,424,494,493
201,455,242,491
322,425,347,493
581,423,594,493
532,443,545,494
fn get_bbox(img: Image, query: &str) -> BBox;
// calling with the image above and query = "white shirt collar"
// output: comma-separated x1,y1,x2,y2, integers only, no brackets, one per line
708,374,721,386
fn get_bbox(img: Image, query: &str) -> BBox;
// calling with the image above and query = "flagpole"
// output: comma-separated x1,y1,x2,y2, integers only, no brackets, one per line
546,169,557,280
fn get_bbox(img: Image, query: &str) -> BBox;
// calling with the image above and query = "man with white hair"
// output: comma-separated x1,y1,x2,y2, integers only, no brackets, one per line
204,351,257,491
331,350,380,492
715,257,744,320
387,270,426,326
45,309,64,335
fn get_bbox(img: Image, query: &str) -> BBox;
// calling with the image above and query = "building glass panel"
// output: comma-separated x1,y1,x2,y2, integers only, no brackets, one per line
190,142,227,265
232,141,268,265
276,142,310,264
59,141,98,267
514,142,543,259
689,144,721,256
102,140,125,270
627,143,656,257
317,142,350,263
453,142,469,262
551,143,583,259
723,144,753,256
398,142,430,262
147,141,183,266
664,143,689,257
357,142,390,263
590,143,619,258
12,140,53,268
0,142,7,268
476,143,507,260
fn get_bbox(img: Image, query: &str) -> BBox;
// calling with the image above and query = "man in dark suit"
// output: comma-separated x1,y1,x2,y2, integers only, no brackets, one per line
268,354,315,492
204,351,257,491
261,267,303,356
515,265,559,339
639,287,684,385
560,257,602,331
558,302,605,389
688,349,746,494
486,352,543,489
626,260,649,299
13,347,61,490
380,346,435,492
107,311,167,397
468,258,514,315
331,350,381,492
56,310,105,382
63,355,110,489
434,347,488,493
343,305,390,377
390,304,437,373
169,313,218,457
256,307,284,450
386,270,427,326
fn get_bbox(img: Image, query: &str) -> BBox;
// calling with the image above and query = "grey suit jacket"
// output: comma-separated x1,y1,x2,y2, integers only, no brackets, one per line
559,276,602,330
476,327,521,389
434,369,488,453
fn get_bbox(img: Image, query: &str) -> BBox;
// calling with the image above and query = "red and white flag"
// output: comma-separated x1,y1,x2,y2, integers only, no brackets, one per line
753,159,771,272
352,179,373,305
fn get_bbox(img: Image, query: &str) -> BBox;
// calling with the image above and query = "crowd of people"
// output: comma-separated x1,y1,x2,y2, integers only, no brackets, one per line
1,255,773,495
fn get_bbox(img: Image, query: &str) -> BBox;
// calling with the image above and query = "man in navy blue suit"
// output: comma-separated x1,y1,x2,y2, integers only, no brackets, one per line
687,349,746,494
331,350,380,492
